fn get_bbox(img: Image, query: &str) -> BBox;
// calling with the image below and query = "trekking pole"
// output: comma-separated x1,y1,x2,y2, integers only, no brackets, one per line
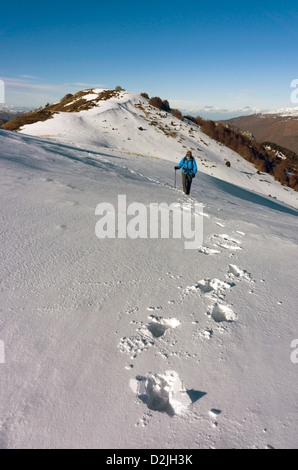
174,168,176,189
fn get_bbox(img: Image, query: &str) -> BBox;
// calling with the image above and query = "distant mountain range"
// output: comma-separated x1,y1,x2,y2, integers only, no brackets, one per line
0,106,30,126
220,108,298,154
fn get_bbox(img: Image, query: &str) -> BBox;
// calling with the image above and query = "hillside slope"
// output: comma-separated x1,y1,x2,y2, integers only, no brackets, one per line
221,108,298,154
3,89,298,209
0,129,297,449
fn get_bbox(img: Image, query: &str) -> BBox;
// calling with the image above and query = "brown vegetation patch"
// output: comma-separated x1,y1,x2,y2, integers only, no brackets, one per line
3,109,55,131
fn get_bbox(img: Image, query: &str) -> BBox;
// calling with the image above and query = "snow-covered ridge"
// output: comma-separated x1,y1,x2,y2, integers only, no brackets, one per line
262,107,298,117
12,88,297,208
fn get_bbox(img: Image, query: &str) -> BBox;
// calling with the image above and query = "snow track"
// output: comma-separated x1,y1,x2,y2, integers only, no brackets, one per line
0,129,297,449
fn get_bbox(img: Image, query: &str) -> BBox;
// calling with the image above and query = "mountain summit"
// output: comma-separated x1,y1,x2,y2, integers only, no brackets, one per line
4,88,194,157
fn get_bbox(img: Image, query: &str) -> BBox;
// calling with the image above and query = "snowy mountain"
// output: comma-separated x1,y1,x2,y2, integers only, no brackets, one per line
0,89,298,449
263,107,298,117
0,106,27,125
3,88,298,208
0,105,32,112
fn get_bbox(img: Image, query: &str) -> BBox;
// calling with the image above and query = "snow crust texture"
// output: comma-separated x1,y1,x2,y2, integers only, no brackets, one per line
0,108,297,449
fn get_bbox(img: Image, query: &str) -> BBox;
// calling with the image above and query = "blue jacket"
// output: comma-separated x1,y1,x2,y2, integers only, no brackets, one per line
177,156,197,175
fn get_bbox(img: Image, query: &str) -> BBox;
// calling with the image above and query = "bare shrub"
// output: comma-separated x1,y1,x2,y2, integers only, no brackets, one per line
149,96,164,110
172,108,183,121
60,93,73,102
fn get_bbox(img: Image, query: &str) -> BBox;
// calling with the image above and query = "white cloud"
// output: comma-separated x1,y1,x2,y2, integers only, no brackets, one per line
20,75,42,80
1,77,59,92
70,82,105,88
1,76,105,92
0,77,106,106
168,99,266,119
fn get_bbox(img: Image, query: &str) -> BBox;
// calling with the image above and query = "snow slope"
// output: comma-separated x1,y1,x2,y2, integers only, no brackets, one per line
18,89,298,209
0,128,297,449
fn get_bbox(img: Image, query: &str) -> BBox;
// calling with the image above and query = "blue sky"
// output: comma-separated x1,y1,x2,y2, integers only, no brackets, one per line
1,0,298,118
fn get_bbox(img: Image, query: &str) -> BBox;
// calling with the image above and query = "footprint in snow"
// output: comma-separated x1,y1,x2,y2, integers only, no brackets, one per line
118,333,154,359
196,278,235,294
147,315,180,338
194,328,213,340
209,408,222,427
130,370,206,417
227,264,252,281
211,303,237,323
183,278,235,302
118,316,180,359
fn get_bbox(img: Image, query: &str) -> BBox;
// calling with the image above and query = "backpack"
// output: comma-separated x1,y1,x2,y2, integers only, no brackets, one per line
183,156,195,176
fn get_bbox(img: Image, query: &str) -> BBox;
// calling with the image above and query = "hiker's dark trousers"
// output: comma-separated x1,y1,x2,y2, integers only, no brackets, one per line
182,173,192,195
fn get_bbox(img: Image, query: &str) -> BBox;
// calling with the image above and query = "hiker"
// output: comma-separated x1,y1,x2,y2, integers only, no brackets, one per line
175,151,197,195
